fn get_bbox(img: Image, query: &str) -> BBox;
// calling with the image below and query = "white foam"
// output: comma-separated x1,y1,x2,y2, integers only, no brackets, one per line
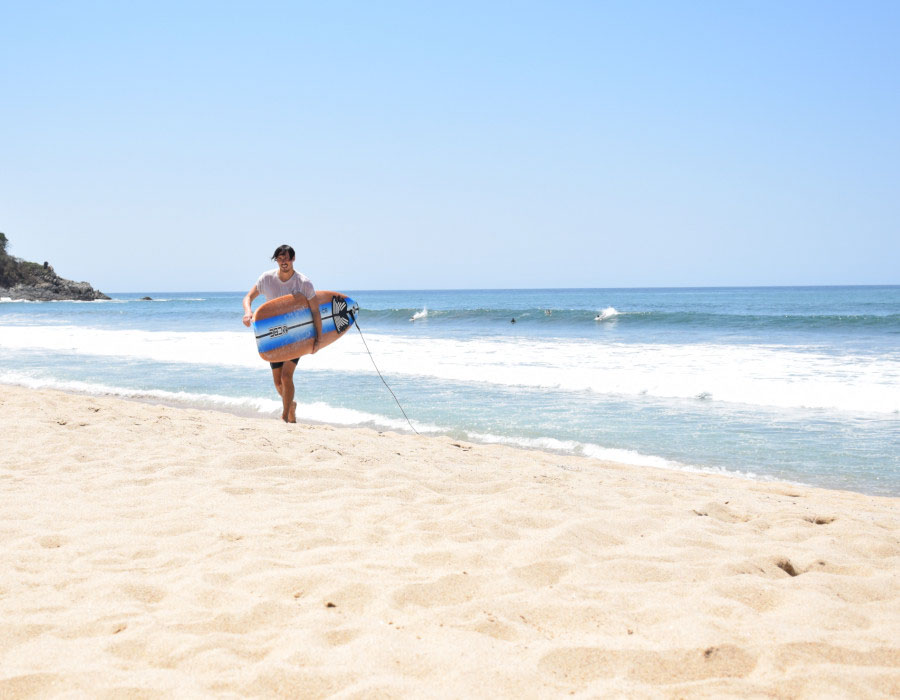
0,367,778,483
336,334,900,415
467,432,581,453
47,299,115,303
465,430,771,482
468,431,682,470
595,306,620,321
292,401,442,433
2,324,898,414
0,370,445,434
0,298,116,303
0,325,262,368
0,370,283,414
410,307,428,321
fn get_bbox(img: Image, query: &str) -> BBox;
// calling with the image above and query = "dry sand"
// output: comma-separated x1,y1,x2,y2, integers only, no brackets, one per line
1,384,898,698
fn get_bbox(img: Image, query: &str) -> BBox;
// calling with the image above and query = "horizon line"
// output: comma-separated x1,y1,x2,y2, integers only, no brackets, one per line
104,283,900,295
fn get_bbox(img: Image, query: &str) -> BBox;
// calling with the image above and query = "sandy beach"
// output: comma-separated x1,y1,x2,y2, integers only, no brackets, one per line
1,384,897,698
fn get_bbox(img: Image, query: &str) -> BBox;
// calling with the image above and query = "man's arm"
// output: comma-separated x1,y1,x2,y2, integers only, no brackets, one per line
294,291,323,351
310,299,323,352
242,285,259,327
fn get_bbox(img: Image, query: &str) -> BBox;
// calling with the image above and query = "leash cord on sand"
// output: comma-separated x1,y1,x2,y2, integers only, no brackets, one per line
351,316,419,435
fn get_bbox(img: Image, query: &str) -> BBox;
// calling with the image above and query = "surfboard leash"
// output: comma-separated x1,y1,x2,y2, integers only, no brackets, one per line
349,315,420,435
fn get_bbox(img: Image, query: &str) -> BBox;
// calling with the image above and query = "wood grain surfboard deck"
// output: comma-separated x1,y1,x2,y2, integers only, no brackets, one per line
252,291,358,363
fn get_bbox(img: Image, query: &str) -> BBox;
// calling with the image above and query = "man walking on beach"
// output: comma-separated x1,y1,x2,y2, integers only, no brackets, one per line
242,245,322,423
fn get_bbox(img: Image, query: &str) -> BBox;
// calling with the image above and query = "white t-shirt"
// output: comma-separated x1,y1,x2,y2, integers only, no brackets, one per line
256,269,316,302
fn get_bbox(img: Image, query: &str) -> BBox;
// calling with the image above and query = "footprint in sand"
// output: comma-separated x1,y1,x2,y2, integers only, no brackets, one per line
394,573,481,608
539,644,757,686
121,583,167,604
512,560,571,587
38,535,65,549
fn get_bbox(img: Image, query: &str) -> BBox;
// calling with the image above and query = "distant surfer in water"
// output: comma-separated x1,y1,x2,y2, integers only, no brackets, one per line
242,245,322,423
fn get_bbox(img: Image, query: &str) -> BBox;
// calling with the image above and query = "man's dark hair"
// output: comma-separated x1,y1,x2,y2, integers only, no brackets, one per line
272,245,295,261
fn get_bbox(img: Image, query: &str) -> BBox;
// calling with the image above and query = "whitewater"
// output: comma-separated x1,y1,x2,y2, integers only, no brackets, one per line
1,287,898,495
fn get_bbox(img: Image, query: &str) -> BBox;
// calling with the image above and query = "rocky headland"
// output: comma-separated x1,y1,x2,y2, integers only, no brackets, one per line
0,233,110,301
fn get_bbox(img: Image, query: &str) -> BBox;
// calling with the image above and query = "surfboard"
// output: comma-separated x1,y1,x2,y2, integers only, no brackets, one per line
252,291,358,363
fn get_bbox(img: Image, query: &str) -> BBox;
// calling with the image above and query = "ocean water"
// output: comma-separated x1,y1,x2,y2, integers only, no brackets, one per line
1,286,898,496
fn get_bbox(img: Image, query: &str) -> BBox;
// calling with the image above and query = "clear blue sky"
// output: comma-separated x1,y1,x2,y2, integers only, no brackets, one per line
2,1,898,291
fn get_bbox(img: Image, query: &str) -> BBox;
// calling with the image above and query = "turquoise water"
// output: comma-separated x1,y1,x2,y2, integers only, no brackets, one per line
2,286,898,495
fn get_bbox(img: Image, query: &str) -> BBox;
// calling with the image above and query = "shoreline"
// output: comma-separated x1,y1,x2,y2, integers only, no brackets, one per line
2,384,898,696
0,377,847,498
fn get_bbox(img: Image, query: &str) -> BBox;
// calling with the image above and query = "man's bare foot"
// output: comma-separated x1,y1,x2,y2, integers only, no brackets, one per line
288,401,297,423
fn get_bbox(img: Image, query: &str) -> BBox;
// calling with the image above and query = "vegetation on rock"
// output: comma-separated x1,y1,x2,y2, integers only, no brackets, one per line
0,232,110,300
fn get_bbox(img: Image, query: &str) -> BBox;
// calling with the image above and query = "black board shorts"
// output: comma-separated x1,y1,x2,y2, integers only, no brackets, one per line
269,358,300,369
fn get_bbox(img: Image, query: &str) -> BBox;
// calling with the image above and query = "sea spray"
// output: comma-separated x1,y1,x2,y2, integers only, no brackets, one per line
595,306,620,321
